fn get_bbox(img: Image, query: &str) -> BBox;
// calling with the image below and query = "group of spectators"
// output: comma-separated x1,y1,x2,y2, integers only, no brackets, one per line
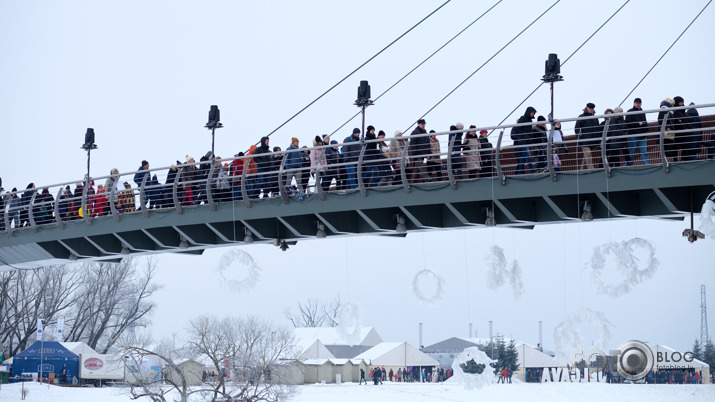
359,366,452,385
1,98,712,230
512,97,711,175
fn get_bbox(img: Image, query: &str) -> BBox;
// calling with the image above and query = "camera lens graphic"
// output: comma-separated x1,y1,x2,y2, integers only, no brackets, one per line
616,340,654,381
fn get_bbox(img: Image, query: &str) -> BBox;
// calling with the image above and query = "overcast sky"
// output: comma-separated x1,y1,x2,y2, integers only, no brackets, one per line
1,0,713,355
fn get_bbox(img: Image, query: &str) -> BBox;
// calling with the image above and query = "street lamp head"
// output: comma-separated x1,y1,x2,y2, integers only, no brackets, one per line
206,105,223,129
355,80,374,107
81,128,97,150
542,53,563,83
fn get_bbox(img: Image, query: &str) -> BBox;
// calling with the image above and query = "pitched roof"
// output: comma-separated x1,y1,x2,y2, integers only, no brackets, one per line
293,327,382,347
353,342,439,367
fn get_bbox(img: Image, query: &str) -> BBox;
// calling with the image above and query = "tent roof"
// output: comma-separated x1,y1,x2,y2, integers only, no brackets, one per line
303,358,331,366
421,337,480,353
15,341,78,361
324,345,373,359
517,343,559,368
354,342,439,367
297,339,336,360
655,345,709,369
293,327,382,347
60,342,97,355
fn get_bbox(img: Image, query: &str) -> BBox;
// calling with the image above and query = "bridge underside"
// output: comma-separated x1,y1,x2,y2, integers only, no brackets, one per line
1,161,713,270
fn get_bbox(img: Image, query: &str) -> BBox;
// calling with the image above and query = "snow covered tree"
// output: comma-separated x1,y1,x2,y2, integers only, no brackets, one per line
283,296,342,327
692,339,702,361
703,339,715,372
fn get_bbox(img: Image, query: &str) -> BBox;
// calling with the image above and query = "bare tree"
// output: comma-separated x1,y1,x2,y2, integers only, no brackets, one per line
186,315,298,402
0,258,160,356
283,295,342,327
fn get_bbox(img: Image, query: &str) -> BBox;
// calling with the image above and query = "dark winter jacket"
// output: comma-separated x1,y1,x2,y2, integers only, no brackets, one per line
285,143,302,170
575,111,601,146
408,126,430,157
510,107,536,146
253,137,273,170
604,116,628,151
342,133,362,163
626,106,648,136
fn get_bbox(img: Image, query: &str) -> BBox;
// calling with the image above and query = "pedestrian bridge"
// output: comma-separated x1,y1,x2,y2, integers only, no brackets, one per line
1,104,714,270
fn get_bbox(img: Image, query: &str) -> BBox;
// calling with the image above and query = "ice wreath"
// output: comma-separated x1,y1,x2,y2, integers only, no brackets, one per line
588,238,658,297
412,269,445,306
215,248,262,293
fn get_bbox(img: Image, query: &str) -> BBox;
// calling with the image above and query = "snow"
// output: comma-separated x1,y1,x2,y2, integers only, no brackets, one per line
1,380,713,402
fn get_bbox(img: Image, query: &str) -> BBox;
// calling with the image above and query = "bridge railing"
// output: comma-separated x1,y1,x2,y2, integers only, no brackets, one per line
2,103,713,234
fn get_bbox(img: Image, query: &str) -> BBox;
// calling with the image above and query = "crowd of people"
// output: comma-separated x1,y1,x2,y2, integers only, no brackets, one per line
1,97,712,231
359,366,452,385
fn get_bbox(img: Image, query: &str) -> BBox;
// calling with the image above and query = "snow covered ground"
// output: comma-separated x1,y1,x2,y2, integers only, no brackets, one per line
1,380,713,402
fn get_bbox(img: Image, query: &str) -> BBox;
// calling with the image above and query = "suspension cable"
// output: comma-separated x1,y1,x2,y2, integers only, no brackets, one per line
328,0,504,137
495,0,630,131
402,0,561,134
618,0,712,107
259,0,452,143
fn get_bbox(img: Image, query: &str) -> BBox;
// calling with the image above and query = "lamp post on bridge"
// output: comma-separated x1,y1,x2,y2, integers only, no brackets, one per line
354,81,374,140
205,105,223,162
81,129,97,212
541,53,564,124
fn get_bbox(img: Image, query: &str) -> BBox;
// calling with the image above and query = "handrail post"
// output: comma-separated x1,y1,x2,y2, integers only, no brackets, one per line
447,131,456,189
82,180,91,224
279,152,288,203
547,128,556,181
207,161,217,211
357,144,366,196
659,112,670,173
601,119,612,178
55,187,65,229
241,159,251,208
316,147,327,200
109,181,119,220
401,141,410,193
174,167,183,215
140,173,149,218
496,130,506,185
28,190,38,231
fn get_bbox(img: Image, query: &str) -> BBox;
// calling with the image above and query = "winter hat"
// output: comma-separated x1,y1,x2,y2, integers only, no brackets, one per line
186,155,194,163
141,160,149,167
455,122,464,130
314,135,322,144
291,137,299,144
352,128,361,134
614,107,623,114
417,119,426,125
673,96,684,105
378,130,385,137
367,125,375,133
664,98,675,106
394,130,403,136
586,102,596,109
480,130,488,135
450,125,457,131
273,147,281,152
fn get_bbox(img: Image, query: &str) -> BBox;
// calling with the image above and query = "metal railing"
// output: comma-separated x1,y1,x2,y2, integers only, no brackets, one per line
2,103,713,235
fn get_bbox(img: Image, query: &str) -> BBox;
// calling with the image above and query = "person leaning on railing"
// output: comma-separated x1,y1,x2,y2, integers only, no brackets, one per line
574,102,600,170
625,97,649,165
478,129,494,178
461,125,482,179
604,107,628,167
672,96,697,162
511,107,537,175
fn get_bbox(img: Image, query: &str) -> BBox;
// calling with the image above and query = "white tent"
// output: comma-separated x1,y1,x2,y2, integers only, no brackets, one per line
517,343,559,368
292,327,382,347
60,342,97,355
354,342,439,368
654,345,710,384
296,339,335,360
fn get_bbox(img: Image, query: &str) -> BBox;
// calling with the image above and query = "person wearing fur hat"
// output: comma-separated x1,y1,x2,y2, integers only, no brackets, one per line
672,96,696,161
574,103,600,170
604,107,628,167
388,130,406,179
658,98,678,161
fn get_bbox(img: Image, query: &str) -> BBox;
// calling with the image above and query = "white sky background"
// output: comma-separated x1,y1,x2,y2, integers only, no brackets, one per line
1,0,713,353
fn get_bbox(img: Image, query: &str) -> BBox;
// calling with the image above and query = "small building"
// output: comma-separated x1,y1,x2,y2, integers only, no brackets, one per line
329,359,353,383
165,359,203,386
350,359,369,382
303,359,333,384
514,343,559,382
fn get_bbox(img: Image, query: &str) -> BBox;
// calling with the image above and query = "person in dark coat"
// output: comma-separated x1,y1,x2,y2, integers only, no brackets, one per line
133,160,150,210
299,146,311,193
626,97,649,165
408,119,430,182
324,140,340,190
449,123,464,179
34,188,54,225
574,102,600,169
511,106,537,175
342,128,361,189
359,368,367,385
672,96,696,161
478,129,494,177
604,107,628,167
19,183,36,227
532,116,549,170
686,103,708,158
252,137,273,196
362,130,382,187
267,146,283,197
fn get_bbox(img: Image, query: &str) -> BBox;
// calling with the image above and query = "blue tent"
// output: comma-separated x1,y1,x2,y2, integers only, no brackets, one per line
12,341,79,383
